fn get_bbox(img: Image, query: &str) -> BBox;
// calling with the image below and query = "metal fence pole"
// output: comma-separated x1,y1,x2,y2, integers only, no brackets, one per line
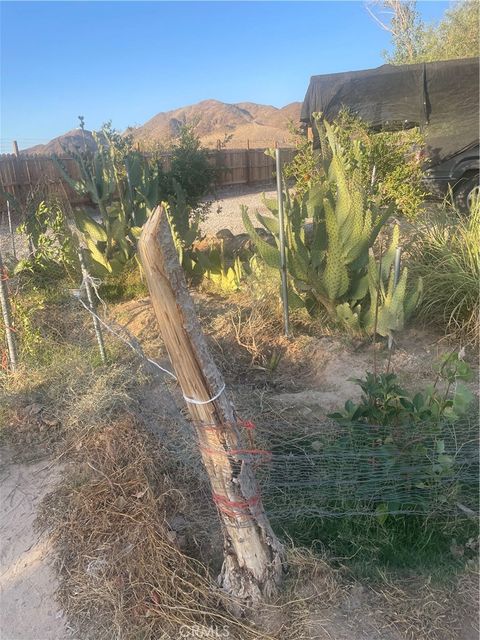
388,246,402,351
78,250,107,363
275,148,290,337
0,250,18,372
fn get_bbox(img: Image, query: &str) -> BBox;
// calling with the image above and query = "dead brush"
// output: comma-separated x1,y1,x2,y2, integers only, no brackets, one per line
368,568,479,640
203,288,311,387
39,415,277,640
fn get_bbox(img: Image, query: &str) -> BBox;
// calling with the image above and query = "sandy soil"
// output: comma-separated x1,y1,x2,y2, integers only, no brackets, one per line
0,449,67,640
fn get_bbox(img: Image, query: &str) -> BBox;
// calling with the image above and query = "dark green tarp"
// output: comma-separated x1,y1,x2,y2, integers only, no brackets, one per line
301,58,479,165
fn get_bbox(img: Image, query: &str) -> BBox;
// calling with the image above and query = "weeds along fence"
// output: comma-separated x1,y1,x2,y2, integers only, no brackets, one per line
0,148,297,214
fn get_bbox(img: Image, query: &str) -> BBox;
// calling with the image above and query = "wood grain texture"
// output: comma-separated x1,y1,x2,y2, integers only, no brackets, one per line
138,205,284,605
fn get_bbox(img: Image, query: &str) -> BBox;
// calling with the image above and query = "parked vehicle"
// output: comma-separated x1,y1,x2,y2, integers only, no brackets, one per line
301,57,479,211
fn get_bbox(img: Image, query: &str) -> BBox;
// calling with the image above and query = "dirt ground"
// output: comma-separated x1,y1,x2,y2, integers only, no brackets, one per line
0,449,67,640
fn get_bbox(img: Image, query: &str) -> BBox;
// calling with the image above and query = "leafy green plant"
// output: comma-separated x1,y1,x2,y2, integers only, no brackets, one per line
328,352,474,520
409,200,480,344
285,110,426,220
15,200,77,278
282,121,325,199
243,121,422,337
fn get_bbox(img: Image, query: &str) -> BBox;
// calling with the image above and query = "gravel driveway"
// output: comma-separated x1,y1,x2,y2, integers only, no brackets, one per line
201,183,277,236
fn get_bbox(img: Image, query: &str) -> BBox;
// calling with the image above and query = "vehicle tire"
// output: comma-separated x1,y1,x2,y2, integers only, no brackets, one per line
454,172,479,212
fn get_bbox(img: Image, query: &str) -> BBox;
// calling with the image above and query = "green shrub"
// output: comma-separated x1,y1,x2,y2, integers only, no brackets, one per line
14,199,78,280
284,110,426,220
329,362,474,512
161,123,216,213
409,201,480,344
266,354,477,578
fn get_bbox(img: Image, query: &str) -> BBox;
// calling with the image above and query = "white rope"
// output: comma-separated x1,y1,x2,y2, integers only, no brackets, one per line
74,274,226,405
76,296,177,380
183,383,226,406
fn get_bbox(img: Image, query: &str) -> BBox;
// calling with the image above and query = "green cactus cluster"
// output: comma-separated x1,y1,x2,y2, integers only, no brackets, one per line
243,120,422,337
54,121,214,278
54,133,158,275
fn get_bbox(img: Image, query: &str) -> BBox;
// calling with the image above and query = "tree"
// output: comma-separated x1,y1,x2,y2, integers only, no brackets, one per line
366,0,425,64
367,0,479,64
421,0,479,62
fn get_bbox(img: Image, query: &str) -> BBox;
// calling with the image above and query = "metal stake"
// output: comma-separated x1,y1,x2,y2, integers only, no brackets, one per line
78,250,107,363
6,201,17,261
275,148,290,337
387,246,402,351
0,250,18,372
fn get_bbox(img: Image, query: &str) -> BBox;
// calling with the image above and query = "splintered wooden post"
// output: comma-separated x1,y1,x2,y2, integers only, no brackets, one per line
138,206,284,605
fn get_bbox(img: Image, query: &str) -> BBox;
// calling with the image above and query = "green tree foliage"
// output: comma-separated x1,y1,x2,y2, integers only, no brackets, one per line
369,0,479,64
421,0,479,62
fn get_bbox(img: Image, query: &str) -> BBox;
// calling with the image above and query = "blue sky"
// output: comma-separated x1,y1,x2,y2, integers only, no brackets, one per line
1,0,450,150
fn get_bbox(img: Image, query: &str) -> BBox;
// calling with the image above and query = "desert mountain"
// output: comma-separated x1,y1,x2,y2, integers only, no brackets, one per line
22,99,302,154
22,129,100,156
130,99,301,149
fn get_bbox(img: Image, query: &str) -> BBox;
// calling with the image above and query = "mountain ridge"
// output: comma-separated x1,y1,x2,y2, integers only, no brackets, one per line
21,99,302,154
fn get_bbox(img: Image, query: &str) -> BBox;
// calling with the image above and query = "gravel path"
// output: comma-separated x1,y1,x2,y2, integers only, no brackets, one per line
201,183,277,236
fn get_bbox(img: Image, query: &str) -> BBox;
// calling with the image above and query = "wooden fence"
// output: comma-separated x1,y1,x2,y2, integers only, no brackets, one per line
0,148,296,213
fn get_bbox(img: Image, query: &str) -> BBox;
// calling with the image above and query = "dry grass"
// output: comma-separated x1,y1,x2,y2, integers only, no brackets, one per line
368,568,479,640
11,323,272,639
39,416,252,640
197,279,326,392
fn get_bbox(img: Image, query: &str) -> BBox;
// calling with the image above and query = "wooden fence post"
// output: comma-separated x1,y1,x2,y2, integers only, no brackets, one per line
0,250,17,372
138,206,284,605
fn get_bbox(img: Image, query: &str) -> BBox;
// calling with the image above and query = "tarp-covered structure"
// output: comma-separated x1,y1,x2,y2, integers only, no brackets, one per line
301,58,479,166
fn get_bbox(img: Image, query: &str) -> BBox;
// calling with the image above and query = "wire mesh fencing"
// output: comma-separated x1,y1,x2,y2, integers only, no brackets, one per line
251,416,479,520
